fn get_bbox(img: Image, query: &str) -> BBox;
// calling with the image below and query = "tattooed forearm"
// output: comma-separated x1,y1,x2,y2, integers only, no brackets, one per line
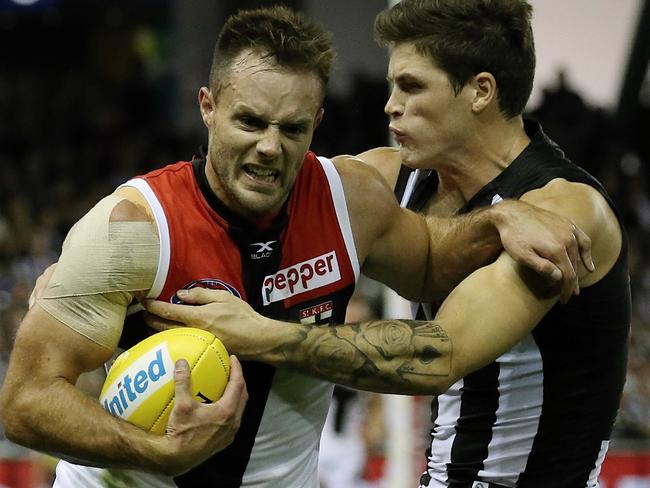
290,320,451,394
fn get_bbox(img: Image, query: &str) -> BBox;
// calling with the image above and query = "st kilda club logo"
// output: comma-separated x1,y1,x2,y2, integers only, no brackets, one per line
170,278,242,304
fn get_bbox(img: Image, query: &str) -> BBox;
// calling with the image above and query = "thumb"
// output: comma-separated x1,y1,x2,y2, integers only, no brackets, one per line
173,358,192,405
176,288,233,305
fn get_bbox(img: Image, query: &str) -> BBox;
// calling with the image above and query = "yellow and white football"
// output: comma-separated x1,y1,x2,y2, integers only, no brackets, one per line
99,327,230,435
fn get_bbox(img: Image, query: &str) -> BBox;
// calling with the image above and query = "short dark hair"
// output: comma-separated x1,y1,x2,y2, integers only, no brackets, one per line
210,6,336,100
375,0,535,118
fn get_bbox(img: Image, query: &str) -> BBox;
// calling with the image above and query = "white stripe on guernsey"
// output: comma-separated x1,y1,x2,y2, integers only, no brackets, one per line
118,178,171,299
410,301,434,321
478,334,543,485
401,169,427,321
400,169,421,207
585,440,609,488
317,156,360,281
410,302,421,320
424,378,464,487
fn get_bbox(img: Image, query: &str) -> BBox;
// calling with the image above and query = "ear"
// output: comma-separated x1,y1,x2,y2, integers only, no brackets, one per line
471,72,497,113
313,107,325,129
198,87,215,128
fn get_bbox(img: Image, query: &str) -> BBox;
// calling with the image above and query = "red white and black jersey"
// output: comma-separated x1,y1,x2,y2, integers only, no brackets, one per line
397,121,631,488
58,149,359,488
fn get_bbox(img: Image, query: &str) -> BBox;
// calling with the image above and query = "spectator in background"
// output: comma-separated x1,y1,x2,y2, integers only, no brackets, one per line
531,67,603,176
615,319,650,439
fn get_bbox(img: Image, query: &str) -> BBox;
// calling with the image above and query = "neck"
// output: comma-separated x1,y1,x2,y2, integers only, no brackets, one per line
202,152,279,227
204,152,231,208
436,115,529,203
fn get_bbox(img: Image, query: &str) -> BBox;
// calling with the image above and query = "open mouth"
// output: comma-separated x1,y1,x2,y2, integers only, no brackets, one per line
243,164,280,184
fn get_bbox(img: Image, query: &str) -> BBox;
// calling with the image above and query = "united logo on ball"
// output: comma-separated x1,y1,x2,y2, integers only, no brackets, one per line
99,328,230,434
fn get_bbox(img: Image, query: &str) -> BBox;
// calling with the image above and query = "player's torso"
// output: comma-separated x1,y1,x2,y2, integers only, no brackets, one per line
60,151,359,488
398,122,631,488
144,152,358,488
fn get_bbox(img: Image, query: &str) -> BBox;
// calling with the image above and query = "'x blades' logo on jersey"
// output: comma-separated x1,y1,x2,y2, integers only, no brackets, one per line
250,240,277,260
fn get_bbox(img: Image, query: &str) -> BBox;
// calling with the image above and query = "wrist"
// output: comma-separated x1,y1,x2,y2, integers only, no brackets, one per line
260,319,306,366
485,199,513,234
473,203,512,259
145,434,192,477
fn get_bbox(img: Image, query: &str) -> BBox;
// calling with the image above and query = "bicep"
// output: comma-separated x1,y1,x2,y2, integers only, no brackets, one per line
6,305,114,390
333,155,430,300
362,206,430,301
437,252,556,381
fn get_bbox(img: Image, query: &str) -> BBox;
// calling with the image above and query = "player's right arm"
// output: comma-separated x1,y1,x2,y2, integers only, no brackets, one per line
353,147,593,302
355,146,402,190
0,193,247,476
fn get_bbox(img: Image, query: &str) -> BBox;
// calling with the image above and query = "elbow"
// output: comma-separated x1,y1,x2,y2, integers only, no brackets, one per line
429,375,457,396
408,374,456,396
0,386,15,436
0,385,36,447
411,337,458,395
403,370,458,396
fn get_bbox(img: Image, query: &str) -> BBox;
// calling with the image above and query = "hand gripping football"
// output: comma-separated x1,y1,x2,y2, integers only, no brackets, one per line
99,328,230,434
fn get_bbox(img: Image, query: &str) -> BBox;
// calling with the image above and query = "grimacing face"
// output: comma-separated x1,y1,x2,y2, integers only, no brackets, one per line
385,43,475,170
200,50,324,219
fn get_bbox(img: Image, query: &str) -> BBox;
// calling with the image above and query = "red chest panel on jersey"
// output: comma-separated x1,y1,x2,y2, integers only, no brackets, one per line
139,151,356,320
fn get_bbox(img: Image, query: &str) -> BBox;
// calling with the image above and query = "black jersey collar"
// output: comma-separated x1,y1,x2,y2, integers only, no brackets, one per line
191,147,289,232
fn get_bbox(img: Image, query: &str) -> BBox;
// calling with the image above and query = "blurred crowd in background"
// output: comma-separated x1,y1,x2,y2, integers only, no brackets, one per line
1,2,650,487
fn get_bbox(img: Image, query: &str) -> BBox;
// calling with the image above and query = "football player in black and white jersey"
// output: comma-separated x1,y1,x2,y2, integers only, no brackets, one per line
144,1,630,488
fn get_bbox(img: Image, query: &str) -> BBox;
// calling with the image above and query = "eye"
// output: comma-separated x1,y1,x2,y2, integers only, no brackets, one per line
281,123,308,137
238,115,265,130
398,80,423,94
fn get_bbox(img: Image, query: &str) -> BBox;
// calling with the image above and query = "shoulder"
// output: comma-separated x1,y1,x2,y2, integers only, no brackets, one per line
109,198,152,223
330,154,398,217
354,147,402,189
113,186,156,224
521,178,622,285
60,193,159,262
327,154,406,265
521,179,617,236
112,159,197,223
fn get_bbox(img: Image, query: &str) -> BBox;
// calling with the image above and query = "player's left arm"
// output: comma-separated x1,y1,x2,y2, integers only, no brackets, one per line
143,179,618,394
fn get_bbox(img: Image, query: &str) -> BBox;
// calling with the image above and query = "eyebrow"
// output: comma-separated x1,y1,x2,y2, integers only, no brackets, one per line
233,102,262,117
234,103,313,127
390,73,421,84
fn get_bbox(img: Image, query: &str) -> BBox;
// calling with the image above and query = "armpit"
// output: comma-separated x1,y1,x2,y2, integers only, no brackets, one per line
38,194,159,350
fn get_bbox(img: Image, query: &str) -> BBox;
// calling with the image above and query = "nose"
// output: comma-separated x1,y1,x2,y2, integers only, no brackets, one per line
384,88,403,118
256,127,282,159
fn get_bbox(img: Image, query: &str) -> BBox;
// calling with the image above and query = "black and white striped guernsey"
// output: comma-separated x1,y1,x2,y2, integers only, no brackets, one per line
397,120,631,488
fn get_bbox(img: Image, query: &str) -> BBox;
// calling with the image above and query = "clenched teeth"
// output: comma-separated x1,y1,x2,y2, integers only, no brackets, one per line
244,164,279,183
